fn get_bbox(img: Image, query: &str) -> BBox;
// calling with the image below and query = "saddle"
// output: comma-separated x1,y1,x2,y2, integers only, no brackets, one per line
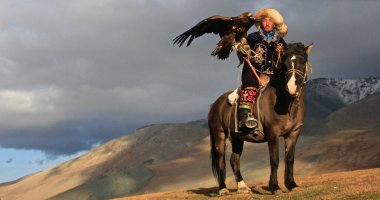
227,74,270,135
227,87,258,133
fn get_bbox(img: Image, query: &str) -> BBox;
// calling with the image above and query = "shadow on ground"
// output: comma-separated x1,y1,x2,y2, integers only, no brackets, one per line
186,185,279,197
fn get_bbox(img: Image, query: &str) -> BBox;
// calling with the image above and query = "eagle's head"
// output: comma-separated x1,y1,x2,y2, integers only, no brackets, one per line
241,12,255,21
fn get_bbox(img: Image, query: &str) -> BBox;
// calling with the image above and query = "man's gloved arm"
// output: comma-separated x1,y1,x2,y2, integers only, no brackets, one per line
236,42,252,63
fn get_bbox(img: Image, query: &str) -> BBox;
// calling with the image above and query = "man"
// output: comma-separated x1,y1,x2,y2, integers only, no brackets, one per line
237,8,288,131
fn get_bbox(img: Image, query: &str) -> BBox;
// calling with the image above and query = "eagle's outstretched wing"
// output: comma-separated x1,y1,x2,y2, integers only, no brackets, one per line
173,15,233,47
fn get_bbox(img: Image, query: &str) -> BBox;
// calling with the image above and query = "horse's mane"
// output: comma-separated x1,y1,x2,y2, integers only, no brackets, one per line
284,43,307,60
271,43,308,87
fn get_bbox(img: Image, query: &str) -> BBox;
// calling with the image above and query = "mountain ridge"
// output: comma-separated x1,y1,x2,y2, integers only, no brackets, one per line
306,77,380,105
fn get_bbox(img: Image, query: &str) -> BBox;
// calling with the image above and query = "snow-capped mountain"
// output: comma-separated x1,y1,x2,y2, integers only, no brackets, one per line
306,77,380,105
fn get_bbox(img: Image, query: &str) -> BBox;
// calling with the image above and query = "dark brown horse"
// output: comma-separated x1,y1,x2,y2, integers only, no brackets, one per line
208,43,313,195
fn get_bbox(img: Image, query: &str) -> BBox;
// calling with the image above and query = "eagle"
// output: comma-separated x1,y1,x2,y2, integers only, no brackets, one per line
173,12,256,60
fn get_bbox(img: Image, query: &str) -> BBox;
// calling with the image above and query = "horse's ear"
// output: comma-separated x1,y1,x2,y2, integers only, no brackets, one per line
305,43,313,55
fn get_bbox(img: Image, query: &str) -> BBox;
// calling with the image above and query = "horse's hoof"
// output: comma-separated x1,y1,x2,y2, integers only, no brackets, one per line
269,182,281,195
237,180,252,194
285,181,299,191
219,188,230,196
272,189,284,195
237,187,252,194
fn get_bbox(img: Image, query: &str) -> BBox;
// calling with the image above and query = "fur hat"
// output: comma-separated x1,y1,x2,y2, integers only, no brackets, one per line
254,8,288,37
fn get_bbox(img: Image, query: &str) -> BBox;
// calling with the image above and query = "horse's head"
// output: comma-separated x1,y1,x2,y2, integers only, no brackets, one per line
283,43,313,98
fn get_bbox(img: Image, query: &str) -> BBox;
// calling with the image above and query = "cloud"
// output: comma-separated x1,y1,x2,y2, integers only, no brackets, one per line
6,158,14,164
0,87,60,113
0,0,378,157
27,159,44,166
35,160,44,166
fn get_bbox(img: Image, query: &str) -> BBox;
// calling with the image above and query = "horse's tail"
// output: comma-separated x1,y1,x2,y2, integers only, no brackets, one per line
208,119,219,179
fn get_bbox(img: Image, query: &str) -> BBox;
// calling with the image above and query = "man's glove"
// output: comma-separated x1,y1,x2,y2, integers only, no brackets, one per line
236,42,251,56
276,43,284,55
236,42,252,63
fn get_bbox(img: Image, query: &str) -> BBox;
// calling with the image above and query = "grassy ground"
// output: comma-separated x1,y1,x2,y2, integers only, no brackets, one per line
113,168,380,200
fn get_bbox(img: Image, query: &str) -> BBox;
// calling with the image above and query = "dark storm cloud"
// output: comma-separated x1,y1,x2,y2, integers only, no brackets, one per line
0,0,378,157
280,0,380,78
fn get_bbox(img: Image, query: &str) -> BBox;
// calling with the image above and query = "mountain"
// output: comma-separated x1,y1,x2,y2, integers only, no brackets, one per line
302,77,380,135
0,78,379,200
306,77,380,106
297,92,380,173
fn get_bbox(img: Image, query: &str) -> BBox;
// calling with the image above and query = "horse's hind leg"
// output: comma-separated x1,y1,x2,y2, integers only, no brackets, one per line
215,131,229,195
268,135,281,194
230,136,252,194
284,132,300,191
209,123,229,195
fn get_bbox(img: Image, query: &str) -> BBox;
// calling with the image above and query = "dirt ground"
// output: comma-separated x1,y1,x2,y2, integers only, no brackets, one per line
112,168,380,200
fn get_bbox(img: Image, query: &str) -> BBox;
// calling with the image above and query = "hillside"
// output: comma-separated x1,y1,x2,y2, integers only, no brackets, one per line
53,92,380,199
321,90,380,134
296,92,380,173
302,77,380,135
0,123,209,200
114,168,380,200
0,79,379,200
126,93,380,197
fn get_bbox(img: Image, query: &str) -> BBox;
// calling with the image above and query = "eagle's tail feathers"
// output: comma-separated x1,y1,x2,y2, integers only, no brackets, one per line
211,45,233,60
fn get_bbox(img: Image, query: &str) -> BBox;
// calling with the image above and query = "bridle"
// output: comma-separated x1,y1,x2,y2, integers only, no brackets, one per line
285,59,312,87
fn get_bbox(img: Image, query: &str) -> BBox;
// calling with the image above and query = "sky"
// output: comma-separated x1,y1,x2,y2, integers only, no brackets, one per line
0,0,379,182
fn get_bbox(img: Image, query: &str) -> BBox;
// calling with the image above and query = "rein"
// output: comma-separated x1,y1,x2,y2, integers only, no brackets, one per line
244,57,264,87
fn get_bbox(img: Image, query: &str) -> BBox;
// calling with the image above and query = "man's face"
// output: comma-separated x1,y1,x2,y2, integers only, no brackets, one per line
261,17,275,32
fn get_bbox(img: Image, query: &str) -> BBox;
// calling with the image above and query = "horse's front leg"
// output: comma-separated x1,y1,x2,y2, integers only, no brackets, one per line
268,134,281,194
284,131,300,191
230,137,251,194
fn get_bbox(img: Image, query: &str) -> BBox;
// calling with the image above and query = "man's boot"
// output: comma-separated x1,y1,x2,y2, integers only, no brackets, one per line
238,104,257,129
238,87,258,130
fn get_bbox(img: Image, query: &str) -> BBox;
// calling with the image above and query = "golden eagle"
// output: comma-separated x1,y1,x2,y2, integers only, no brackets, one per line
173,12,256,60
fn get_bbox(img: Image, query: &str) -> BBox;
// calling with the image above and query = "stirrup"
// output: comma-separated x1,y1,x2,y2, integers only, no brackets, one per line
245,113,258,129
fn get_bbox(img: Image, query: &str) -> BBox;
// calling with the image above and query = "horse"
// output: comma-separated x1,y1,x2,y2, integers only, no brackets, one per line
208,42,313,195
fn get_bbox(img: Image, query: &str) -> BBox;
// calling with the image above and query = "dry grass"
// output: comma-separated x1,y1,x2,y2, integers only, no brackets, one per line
113,168,380,200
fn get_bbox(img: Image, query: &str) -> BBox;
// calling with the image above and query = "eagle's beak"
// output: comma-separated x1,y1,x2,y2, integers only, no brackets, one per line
248,13,255,21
